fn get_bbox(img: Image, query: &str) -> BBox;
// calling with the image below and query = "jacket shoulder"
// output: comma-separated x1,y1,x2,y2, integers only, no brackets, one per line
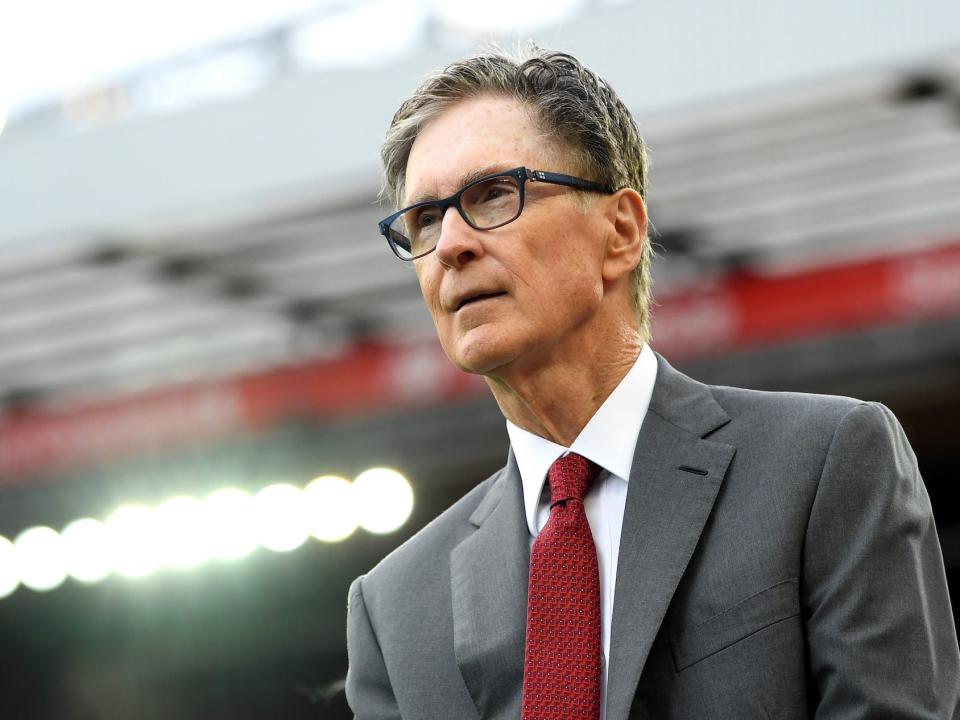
710,383,872,431
706,383,898,466
710,382,864,418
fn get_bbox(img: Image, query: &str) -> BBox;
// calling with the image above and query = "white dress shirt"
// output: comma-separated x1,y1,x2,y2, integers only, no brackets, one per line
506,343,657,720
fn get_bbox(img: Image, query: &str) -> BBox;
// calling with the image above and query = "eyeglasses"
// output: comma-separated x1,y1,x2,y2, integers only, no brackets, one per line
379,167,614,261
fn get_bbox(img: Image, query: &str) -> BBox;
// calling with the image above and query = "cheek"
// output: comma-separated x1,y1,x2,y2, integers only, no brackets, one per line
416,272,458,347
415,266,442,316
515,230,604,312
507,268,600,344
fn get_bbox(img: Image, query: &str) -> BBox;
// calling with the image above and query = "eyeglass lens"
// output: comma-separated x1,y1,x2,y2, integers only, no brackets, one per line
388,174,522,259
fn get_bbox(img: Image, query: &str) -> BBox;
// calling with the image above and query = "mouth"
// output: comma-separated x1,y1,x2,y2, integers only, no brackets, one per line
456,292,507,311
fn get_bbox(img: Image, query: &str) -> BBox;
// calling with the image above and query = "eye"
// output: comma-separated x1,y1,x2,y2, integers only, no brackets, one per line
413,206,442,229
478,180,517,203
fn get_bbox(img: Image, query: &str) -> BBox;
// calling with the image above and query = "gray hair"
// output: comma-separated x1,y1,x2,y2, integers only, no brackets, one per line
381,45,653,340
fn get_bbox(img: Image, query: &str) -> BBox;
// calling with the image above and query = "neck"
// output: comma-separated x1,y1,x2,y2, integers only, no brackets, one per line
486,331,643,447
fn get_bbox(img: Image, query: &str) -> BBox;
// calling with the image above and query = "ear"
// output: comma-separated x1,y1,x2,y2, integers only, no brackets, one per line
601,188,647,284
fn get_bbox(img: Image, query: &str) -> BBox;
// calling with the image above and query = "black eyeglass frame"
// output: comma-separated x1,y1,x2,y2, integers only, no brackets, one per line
378,166,615,260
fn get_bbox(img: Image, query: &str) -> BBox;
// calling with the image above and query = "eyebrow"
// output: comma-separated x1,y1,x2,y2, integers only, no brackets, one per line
406,164,515,206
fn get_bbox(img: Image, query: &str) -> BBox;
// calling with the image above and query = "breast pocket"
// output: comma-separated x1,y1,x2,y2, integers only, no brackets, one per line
671,577,800,671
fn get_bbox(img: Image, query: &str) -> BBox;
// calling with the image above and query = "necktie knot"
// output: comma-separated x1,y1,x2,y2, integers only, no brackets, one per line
547,452,601,506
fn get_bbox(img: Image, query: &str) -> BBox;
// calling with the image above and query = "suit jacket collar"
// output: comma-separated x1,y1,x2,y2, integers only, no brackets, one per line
451,354,736,720
648,351,731,438
605,354,735,720
452,451,528,718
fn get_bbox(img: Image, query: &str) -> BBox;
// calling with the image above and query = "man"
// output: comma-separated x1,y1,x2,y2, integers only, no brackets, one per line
345,47,960,719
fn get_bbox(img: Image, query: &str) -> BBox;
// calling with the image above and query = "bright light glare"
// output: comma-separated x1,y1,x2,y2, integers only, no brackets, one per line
204,488,257,561
353,468,414,535
431,0,584,33
155,496,208,569
304,475,357,542
1,0,330,115
61,518,112,584
0,466,417,600
292,0,423,69
0,536,19,599
106,505,162,578
13,526,68,592
252,484,310,553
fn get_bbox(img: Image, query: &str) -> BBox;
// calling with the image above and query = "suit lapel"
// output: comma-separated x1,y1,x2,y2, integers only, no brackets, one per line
605,355,736,720
451,452,529,719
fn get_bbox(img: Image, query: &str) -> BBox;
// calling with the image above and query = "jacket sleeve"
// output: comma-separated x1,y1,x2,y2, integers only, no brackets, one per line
803,402,960,718
345,575,402,720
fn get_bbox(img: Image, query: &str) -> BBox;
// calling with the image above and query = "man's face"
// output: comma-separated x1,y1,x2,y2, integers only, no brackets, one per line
404,95,612,379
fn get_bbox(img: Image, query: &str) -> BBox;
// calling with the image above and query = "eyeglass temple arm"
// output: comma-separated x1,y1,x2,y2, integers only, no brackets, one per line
526,169,613,194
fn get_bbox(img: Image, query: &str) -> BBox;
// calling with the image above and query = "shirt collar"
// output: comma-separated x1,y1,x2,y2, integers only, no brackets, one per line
506,343,658,537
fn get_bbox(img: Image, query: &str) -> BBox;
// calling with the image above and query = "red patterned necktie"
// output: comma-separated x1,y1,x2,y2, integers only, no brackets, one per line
521,452,603,720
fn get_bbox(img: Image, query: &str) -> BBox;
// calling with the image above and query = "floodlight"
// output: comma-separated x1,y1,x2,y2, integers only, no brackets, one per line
61,518,112,584
304,475,358,542
155,496,209,569
252,483,310,553
204,488,257,561
13,526,68,592
353,468,414,535
106,504,162,578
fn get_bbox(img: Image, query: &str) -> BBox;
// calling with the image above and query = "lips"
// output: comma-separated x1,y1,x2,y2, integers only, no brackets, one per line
455,291,507,311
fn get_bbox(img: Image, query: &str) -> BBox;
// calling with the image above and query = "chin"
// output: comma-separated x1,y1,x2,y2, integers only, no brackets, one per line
443,329,518,376
448,346,510,376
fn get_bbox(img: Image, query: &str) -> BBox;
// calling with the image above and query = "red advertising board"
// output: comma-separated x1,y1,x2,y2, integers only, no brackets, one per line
2,240,959,483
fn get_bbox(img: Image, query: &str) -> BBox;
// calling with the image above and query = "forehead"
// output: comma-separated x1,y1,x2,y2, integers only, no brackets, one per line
403,95,559,204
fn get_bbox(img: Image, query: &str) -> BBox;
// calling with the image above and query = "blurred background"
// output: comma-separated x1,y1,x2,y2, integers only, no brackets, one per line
1,0,960,717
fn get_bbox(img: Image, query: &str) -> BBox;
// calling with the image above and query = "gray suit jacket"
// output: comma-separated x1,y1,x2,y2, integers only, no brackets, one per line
346,355,960,719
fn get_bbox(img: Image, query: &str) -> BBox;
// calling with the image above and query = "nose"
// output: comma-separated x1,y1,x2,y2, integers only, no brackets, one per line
433,206,484,269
